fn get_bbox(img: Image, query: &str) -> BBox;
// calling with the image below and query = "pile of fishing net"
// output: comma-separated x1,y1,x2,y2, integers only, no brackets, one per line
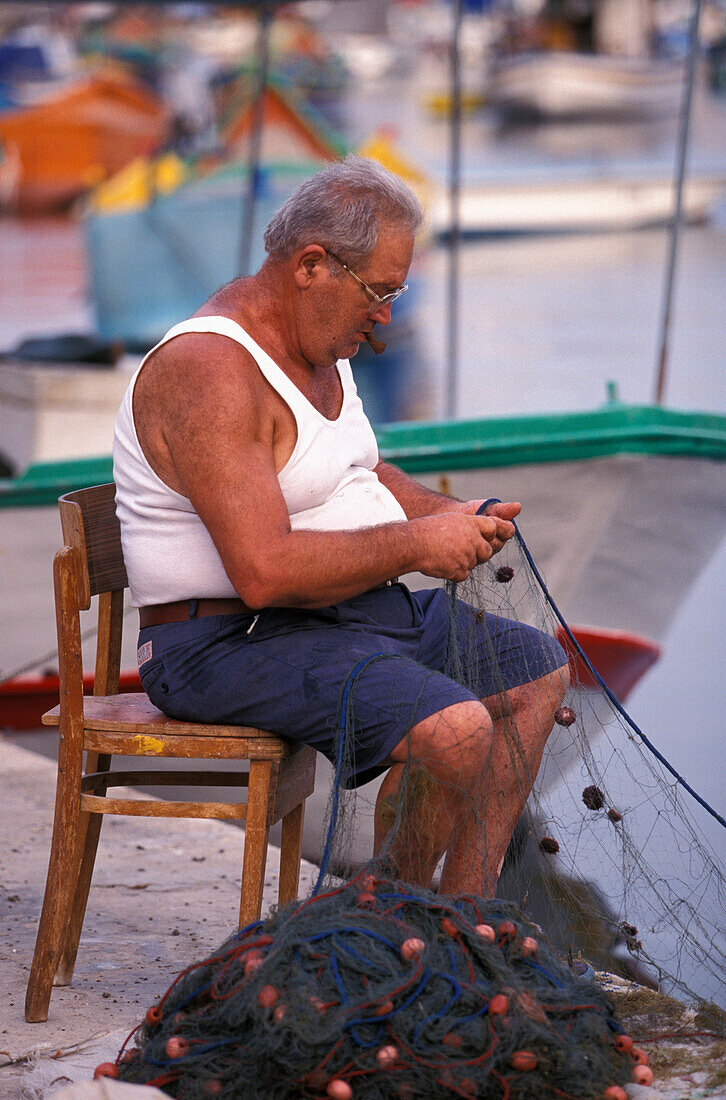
109,872,648,1099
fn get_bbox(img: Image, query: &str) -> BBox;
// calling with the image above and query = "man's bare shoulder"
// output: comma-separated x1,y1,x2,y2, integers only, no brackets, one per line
140,330,275,433
131,329,277,498
140,330,266,415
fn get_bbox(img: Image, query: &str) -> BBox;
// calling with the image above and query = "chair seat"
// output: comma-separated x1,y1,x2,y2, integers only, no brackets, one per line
42,693,297,758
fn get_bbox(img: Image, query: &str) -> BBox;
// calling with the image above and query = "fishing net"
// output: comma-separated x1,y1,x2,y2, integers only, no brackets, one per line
114,878,638,1099
469,534,725,1010
317,529,726,1009
109,523,725,1097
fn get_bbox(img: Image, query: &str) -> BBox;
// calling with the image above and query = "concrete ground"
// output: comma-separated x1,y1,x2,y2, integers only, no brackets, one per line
0,736,320,1098
2,735,722,1100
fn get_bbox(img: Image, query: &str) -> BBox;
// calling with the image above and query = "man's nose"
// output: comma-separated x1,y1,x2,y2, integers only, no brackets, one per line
369,301,393,325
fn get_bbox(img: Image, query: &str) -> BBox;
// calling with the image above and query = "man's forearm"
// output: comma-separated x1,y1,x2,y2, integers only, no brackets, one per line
375,460,460,518
236,520,424,609
229,508,499,610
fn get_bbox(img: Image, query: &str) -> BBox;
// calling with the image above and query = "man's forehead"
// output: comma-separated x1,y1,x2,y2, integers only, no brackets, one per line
362,229,414,284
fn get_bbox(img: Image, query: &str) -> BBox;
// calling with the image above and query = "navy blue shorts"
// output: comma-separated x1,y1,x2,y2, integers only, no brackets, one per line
137,585,567,789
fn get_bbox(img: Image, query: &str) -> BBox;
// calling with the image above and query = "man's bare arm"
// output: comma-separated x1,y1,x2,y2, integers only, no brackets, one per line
374,460,461,517
375,460,521,553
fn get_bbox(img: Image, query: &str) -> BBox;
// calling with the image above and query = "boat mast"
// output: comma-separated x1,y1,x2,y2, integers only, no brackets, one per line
654,0,704,404
240,0,273,275
445,0,464,419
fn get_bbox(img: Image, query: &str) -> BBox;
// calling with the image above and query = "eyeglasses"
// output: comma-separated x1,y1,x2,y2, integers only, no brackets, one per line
326,249,408,312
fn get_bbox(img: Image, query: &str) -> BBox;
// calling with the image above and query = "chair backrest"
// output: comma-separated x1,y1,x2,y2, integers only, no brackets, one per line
59,483,127,609
57,483,127,696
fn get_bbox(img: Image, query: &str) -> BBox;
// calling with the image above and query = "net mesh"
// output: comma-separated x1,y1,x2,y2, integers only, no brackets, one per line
322,537,725,1009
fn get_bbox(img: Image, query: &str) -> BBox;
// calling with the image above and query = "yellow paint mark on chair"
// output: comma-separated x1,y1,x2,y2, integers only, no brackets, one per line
133,735,164,754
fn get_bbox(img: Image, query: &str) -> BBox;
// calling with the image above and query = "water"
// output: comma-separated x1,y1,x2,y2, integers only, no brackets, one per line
2,54,725,1001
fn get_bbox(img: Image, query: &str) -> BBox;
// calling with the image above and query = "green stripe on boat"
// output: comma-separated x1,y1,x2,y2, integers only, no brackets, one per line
1,406,725,508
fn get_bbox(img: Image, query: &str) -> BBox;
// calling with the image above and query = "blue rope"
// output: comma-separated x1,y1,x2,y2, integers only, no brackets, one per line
346,968,432,1044
524,960,565,988
333,937,398,976
447,943,458,980
233,919,265,940
329,950,350,1005
476,500,725,830
310,927,400,954
412,971,463,1047
311,652,391,894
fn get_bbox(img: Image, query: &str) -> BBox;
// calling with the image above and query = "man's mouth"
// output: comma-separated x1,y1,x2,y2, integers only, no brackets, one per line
363,330,386,355
345,329,386,355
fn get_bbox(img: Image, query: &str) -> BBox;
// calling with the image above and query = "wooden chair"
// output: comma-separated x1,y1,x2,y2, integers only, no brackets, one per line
25,484,316,1022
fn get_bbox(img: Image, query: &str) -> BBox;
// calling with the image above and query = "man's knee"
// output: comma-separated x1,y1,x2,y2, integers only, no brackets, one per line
395,700,494,786
487,660,570,721
555,660,570,698
540,660,570,702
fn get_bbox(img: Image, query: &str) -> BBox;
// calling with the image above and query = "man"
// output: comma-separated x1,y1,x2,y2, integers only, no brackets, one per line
114,157,568,898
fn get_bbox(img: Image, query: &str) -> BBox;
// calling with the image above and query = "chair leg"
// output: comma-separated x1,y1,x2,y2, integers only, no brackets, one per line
54,812,103,986
278,800,305,908
25,776,85,1022
53,753,109,986
239,760,274,929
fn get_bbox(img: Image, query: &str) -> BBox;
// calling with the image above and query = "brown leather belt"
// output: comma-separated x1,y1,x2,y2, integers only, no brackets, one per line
139,597,254,628
139,580,401,629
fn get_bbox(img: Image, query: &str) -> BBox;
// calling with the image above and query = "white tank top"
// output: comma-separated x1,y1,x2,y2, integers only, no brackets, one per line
113,316,407,607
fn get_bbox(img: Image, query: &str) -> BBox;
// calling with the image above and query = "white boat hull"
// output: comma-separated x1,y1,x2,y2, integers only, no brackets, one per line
411,452,726,640
429,174,726,237
488,51,684,121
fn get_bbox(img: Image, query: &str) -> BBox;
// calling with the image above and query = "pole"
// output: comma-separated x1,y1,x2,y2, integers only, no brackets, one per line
653,0,704,405
445,0,463,420
239,0,273,276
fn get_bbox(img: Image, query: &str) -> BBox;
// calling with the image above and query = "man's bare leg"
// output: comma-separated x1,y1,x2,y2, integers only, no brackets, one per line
373,665,569,896
439,664,569,894
373,700,493,889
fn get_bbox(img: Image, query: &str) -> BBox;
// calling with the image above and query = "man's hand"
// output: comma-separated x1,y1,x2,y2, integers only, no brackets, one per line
411,512,502,582
449,500,521,555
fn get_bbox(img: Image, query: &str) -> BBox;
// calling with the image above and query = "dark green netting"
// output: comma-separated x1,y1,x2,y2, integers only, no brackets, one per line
115,877,635,1099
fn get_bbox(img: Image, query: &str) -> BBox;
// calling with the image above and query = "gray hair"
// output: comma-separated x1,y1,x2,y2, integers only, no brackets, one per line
263,156,424,266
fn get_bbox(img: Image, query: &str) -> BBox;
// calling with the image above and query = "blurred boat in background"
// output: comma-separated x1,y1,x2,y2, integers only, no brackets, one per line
78,89,429,423
429,165,726,236
387,0,699,123
82,80,347,348
84,160,323,347
0,71,170,213
0,1,354,215
487,51,684,122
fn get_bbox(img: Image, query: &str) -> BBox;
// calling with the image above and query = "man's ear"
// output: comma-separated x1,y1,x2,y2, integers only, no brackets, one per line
293,245,327,290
